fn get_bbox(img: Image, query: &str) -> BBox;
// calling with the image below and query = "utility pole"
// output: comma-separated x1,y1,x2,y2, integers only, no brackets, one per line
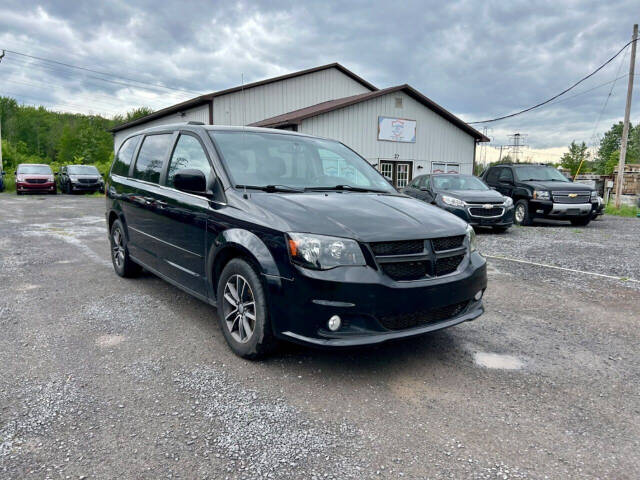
507,133,528,162
615,23,638,208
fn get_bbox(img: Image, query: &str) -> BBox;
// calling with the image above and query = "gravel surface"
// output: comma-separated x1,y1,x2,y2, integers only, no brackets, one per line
1,194,639,479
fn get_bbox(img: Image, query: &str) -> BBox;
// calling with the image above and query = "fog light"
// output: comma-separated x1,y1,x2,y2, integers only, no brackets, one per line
327,315,342,331
474,290,483,301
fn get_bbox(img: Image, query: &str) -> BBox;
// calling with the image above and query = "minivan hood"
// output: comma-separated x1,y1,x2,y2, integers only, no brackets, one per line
437,189,505,203
241,191,468,241
521,180,592,191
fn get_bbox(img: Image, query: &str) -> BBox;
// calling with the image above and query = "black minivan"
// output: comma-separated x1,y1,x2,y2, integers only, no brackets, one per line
106,124,487,358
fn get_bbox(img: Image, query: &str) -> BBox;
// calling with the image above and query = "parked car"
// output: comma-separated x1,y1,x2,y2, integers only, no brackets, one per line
106,124,487,358
403,173,514,232
58,165,105,194
0,168,5,192
15,163,56,195
481,163,598,226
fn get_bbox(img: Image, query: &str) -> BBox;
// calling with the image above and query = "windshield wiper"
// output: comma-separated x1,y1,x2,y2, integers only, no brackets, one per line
235,184,304,193
306,184,387,193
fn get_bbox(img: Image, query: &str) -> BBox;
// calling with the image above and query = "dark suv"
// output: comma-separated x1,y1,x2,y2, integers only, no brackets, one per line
481,164,598,226
106,124,487,358
58,165,105,194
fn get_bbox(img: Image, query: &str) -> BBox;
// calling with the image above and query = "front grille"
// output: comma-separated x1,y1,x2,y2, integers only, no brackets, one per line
378,300,469,330
468,206,504,217
552,191,590,204
26,178,47,184
435,254,465,276
431,235,465,252
381,261,429,281
370,240,424,256
78,178,98,184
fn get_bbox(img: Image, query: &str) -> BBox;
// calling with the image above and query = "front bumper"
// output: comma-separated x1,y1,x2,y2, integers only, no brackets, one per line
266,251,487,347
71,182,103,191
531,200,595,218
17,181,55,192
440,204,514,227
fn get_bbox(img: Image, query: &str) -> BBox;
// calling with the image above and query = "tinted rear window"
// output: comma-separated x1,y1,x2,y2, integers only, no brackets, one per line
133,134,172,184
112,136,140,177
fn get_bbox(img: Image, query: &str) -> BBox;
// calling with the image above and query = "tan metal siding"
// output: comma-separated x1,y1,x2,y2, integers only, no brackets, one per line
212,67,371,125
113,103,209,151
298,91,476,175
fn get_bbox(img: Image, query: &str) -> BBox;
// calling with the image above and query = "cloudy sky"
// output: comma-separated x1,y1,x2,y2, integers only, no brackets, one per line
0,0,638,162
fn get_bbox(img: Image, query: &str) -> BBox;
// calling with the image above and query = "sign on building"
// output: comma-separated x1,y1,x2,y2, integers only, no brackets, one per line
378,117,416,143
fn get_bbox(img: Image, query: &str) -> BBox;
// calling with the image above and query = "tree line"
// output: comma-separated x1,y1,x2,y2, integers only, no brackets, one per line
0,96,151,177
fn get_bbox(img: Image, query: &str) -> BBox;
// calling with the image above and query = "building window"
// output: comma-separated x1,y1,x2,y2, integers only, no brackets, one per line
431,162,460,174
395,97,403,108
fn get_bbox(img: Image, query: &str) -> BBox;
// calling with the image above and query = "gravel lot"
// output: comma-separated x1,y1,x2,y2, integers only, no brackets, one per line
1,194,639,479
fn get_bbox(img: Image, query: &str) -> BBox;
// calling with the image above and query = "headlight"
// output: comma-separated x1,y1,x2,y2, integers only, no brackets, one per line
48,175,54,182
286,233,366,270
17,175,25,182
503,196,513,207
466,225,477,253
441,195,466,207
69,175,78,181
590,190,597,200
533,190,550,200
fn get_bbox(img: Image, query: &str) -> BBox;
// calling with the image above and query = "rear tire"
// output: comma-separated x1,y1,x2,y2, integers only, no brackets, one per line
109,219,142,278
514,200,532,226
570,217,591,226
217,258,277,359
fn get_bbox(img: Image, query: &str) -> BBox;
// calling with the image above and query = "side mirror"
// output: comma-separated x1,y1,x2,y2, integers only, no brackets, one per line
419,186,430,191
174,168,207,194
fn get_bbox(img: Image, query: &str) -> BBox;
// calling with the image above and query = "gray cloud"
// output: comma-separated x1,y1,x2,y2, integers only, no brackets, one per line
0,0,638,150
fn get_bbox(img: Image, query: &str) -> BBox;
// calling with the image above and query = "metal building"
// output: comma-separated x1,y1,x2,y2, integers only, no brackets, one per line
112,63,489,188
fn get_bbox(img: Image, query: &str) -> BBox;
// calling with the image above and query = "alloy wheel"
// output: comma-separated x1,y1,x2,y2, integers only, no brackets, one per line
222,274,256,343
515,204,525,223
112,228,125,269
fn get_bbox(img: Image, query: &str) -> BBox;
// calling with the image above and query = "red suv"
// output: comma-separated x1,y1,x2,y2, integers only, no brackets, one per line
15,164,56,195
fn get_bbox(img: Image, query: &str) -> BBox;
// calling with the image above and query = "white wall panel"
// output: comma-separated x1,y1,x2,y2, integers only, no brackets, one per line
212,67,371,126
299,91,476,175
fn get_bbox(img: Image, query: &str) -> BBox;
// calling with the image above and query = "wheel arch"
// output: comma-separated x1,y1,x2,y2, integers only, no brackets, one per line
207,228,283,302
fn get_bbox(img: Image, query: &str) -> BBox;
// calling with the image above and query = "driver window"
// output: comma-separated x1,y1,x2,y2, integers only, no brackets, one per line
498,168,514,183
167,134,212,188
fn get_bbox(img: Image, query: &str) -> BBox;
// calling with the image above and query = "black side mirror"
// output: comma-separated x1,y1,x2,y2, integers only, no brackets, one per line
174,168,207,194
419,186,429,191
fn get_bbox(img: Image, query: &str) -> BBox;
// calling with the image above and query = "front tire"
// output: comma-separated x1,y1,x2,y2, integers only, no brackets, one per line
514,200,533,226
570,217,591,226
217,258,276,359
109,219,141,278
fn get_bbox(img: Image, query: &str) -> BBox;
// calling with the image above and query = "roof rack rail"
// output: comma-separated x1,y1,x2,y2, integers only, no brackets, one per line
186,121,205,125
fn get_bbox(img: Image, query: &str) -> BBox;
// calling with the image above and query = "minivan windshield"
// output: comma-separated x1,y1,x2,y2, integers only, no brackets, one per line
514,165,569,182
17,164,52,175
68,165,99,175
432,174,489,191
210,131,395,193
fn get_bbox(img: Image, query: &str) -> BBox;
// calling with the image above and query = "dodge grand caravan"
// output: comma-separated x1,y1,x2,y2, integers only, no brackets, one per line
105,124,487,358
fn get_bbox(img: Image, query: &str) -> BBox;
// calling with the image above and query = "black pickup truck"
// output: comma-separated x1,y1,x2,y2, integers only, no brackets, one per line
481,164,598,226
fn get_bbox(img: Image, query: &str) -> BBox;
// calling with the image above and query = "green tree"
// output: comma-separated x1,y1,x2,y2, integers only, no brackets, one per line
596,122,640,174
560,141,589,176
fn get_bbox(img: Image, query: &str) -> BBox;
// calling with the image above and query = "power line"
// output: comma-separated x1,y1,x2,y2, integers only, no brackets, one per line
469,37,638,124
4,54,196,100
2,48,204,96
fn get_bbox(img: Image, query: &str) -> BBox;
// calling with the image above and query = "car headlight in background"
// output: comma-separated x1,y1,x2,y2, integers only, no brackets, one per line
286,233,366,270
590,190,597,201
16,175,25,182
466,225,477,253
69,175,78,182
503,196,513,207
48,175,54,182
441,195,466,207
533,190,550,200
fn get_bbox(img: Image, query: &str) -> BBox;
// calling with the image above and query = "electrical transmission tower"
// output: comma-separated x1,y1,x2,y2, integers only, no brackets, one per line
506,133,528,162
